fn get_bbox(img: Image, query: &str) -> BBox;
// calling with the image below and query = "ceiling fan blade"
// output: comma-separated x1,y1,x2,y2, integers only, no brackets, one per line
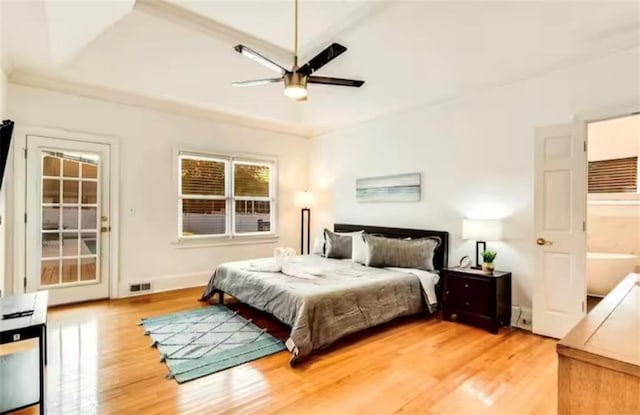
297,43,347,76
308,76,364,87
233,45,288,75
231,78,283,87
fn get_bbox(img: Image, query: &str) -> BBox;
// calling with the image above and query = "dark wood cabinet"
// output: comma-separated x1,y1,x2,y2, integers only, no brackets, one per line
441,267,511,334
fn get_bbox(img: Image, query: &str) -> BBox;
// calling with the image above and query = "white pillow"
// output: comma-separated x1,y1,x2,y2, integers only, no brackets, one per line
311,236,325,255
351,231,367,264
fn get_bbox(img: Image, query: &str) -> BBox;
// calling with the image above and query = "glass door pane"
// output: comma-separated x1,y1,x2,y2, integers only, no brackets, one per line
40,151,100,287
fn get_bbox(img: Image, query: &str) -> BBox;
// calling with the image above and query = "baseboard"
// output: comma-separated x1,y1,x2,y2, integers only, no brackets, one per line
119,276,536,332
119,271,211,298
511,305,533,331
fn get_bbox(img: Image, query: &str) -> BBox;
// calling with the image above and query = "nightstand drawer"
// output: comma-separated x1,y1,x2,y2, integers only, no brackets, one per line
447,275,491,295
445,276,492,315
455,296,491,316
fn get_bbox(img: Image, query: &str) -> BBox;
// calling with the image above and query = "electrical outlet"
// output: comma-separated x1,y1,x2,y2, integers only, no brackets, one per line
129,284,141,292
519,309,533,330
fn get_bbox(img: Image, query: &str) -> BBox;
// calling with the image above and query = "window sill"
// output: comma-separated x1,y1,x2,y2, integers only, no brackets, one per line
588,200,640,206
588,193,640,205
172,234,280,249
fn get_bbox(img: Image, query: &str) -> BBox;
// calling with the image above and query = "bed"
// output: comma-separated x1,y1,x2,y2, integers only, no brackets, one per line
200,224,449,364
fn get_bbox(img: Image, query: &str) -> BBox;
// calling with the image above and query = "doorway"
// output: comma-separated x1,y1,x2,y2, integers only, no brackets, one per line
585,114,640,311
533,109,640,339
25,135,112,306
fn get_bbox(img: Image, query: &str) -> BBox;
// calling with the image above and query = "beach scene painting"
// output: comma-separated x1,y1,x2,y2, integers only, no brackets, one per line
356,173,421,203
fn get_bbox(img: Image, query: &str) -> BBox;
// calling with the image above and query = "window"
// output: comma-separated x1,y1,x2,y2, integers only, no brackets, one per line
179,153,276,238
588,156,638,194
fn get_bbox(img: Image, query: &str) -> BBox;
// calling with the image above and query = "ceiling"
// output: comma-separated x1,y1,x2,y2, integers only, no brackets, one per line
2,0,639,136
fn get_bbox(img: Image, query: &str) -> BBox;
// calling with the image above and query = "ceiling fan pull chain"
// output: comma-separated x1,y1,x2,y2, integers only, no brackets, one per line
293,0,299,68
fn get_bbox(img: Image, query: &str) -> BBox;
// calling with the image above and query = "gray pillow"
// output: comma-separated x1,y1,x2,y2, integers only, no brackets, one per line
324,229,353,259
364,234,441,271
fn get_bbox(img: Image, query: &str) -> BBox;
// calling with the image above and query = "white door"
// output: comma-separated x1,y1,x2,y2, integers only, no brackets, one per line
25,136,111,305
533,123,587,338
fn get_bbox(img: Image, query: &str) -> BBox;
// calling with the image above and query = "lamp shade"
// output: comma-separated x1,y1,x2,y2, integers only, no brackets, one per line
294,191,315,208
462,219,502,241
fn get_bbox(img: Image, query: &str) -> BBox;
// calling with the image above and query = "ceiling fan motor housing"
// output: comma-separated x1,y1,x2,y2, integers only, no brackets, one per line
285,72,308,89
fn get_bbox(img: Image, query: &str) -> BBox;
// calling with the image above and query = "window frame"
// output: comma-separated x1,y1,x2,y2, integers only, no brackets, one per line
231,158,277,237
177,151,277,241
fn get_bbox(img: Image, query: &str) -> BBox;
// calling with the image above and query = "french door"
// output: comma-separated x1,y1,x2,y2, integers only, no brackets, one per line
25,136,111,305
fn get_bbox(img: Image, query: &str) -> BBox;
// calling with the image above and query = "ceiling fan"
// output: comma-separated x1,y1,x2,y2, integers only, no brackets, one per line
231,0,365,101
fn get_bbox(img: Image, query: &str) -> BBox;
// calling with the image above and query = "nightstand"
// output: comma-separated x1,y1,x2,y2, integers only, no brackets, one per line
441,267,511,334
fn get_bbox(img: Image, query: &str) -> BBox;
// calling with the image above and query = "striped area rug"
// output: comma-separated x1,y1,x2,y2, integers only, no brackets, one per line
140,305,286,383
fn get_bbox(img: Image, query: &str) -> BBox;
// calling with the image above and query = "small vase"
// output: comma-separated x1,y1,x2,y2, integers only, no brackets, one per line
482,262,495,274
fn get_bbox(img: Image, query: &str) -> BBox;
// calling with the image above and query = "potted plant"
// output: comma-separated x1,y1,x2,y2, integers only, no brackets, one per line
481,251,497,274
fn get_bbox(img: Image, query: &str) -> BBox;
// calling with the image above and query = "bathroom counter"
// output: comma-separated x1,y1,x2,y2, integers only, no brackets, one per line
557,273,640,414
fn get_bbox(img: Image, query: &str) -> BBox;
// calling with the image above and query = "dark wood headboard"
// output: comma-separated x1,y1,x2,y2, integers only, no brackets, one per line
334,224,449,271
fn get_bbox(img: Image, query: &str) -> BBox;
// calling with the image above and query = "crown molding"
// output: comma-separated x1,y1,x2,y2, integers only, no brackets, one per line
9,71,313,138
297,1,393,61
310,36,640,139
133,0,390,68
134,0,292,62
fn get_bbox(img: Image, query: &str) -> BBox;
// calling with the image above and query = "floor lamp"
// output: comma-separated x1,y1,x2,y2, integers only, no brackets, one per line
462,219,503,269
294,191,315,255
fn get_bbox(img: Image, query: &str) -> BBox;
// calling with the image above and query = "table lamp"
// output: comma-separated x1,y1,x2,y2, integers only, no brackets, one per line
462,219,503,269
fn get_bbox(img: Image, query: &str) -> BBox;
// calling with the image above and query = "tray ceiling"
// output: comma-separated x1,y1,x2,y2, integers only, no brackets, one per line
2,0,639,135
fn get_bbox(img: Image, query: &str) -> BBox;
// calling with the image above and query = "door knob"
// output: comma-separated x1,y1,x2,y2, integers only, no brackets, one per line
536,238,552,246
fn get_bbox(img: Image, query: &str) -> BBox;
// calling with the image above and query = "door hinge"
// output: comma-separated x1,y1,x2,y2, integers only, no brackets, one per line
24,148,27,159
583,141,587,152
582,221,586,232
24,213,27,223
582,300,585,313
23,277,27,290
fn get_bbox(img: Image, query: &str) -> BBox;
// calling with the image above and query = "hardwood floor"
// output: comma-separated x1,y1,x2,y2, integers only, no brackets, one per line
9,288,558,415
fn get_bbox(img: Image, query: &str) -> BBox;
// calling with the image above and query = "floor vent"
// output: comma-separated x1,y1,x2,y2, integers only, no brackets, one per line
129,282,152,293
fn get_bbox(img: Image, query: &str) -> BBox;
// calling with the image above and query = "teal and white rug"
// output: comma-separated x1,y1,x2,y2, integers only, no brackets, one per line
140,305,286,383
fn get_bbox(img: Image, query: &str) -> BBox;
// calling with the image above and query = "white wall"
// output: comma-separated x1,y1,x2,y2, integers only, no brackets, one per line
587,204,640,267
309,46,640,309
6,84,308,296
588,114,640,161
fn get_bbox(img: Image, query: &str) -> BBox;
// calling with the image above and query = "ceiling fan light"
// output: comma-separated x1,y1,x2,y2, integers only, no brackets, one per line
284,85,308,100
284,72,308,100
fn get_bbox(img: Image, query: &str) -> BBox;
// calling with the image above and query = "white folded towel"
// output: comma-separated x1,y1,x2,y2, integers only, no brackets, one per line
244,247,297,272
274,247,296,269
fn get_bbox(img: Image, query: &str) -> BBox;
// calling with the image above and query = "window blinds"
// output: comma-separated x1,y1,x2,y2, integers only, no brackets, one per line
588,157,638,193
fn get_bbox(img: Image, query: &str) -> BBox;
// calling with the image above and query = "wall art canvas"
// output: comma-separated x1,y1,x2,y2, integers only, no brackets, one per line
356,173,421,203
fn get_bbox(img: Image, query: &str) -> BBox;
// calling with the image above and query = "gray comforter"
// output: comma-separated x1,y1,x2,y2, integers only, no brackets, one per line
200,255,438,363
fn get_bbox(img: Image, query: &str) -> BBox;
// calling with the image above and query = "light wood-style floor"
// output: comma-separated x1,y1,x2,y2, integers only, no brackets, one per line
11,287,558,415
